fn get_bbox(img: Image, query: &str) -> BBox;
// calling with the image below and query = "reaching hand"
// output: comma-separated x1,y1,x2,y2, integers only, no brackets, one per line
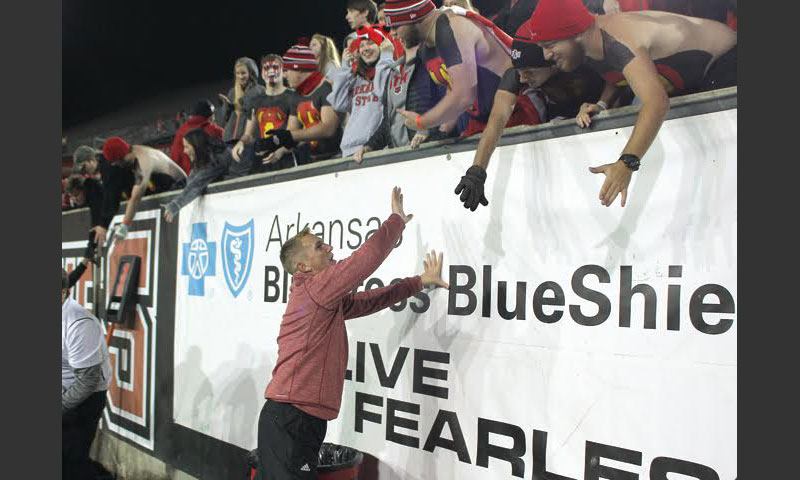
589,160,632,207
91,226,107,246
162,207,175,223
397,109,422,131
254,137,280,158
454,165,489,211
391,186,413,224
354,146,372,164
232,141,245,162
263,147,288,165
420,250,449,289
113,223,129,241
410,132,428,149
576,103,602,128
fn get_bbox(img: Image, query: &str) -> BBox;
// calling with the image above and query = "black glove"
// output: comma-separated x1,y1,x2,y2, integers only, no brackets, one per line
265,129,298,149
253,137,280,157
454,165,489,211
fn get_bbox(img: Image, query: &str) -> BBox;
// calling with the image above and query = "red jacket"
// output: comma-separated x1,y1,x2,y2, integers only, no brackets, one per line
265,214,422,420
170,116,225,175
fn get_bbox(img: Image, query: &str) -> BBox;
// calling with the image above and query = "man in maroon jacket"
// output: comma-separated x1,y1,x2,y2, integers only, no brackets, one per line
258,187,449,479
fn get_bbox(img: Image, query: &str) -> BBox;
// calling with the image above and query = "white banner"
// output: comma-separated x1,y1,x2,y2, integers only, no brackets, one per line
174,109,736,479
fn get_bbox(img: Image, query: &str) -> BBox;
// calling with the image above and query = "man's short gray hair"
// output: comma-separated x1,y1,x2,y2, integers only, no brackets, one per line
72,145,99,173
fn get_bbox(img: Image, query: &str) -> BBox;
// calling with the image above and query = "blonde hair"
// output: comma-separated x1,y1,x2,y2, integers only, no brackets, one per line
280,227,312,274
312,34,341,75
233,57,256,113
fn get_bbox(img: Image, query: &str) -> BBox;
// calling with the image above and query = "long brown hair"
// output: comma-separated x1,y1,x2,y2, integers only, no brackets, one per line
312,34,341,74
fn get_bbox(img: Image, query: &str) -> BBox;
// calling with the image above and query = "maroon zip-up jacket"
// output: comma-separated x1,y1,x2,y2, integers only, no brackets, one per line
265,213,423,420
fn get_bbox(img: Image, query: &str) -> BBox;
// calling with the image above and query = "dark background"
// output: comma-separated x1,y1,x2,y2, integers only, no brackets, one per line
63,0,506,129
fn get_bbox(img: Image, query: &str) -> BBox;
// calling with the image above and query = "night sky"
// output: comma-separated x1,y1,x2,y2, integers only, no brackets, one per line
62,0,505,128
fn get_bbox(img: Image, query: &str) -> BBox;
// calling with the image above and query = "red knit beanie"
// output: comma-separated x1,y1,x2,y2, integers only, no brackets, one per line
384,0,436,27
517,0,595,43
282,44,319,71
102,137,131,163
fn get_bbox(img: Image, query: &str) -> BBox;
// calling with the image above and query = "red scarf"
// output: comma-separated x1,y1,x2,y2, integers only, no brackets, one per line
296,71,325,96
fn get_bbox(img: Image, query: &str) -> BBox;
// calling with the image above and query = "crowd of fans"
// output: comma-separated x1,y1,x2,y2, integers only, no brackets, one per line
62,0,737,234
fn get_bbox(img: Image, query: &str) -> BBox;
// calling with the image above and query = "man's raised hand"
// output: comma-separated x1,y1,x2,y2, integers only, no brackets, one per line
391,186,413,224
420,250,449,289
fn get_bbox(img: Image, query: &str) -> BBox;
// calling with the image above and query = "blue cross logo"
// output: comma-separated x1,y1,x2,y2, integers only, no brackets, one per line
181,223,217,296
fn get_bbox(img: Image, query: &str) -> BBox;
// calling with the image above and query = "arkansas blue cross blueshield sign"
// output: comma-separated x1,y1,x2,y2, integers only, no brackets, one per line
221,220,255,298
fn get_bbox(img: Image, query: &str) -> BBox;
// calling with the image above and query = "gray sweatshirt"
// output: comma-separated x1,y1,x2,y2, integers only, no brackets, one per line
327,49,394,158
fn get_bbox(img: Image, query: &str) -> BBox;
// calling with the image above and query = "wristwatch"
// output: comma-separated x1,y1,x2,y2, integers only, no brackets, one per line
619,154,641,172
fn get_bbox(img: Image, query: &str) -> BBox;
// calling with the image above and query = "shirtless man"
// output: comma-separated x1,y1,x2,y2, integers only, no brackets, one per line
521,0,736,207
383,0,536,138
101,136,187,240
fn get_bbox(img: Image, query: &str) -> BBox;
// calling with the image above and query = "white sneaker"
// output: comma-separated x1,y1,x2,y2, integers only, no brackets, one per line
300,464,311,472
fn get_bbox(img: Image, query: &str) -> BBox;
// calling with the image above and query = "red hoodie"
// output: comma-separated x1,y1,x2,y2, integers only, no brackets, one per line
170,115,225,175
265,213,423,420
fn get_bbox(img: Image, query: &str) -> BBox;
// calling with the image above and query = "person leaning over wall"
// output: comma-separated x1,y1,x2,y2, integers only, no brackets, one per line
522,0,736,207
99,136,187,240
162,128,256,223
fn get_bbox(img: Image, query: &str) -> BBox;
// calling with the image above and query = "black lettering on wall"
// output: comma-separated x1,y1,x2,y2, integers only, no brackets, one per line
264,266,280,302
570,265,611,326
347,218,363,249
328,219,344,250
690,284,735,335
667,265,682,331
389,278,408,312
533,282,565,324
476,418,526,478
410,290,431,314
265,215,283,252
386,398,420,448
531,429,576,480
585,441,641,480
371,344,410,388
365,217,381,241
354,391,383,433
423,410,472,463
482,265,492,318
356,341,366,382
650,457,720,480
448,265,477,316
498,281,527,320
413,349,450,399
619,266,658,329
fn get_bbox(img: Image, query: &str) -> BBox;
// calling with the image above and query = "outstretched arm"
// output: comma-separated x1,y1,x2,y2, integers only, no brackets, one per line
399,14,482,129
342,250,449,320
305,187,413,308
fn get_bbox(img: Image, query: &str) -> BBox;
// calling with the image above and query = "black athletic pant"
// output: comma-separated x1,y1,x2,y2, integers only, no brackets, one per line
62,390,107,480
257,400,327,480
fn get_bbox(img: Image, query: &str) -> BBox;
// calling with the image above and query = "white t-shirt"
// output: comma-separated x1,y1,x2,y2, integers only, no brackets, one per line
61,297,112,391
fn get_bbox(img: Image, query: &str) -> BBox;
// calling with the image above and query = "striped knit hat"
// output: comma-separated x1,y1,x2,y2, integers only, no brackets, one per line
282,44,318,71
384,0,436,27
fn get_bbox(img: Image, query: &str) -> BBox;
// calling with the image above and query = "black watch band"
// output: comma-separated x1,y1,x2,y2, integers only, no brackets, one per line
619,154,641,171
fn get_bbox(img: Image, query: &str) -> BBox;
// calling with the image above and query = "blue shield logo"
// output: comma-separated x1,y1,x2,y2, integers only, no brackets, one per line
181,223,216,296
221,220,255,298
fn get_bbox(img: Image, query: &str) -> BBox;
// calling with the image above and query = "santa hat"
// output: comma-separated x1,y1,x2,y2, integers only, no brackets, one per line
516,0,595,43
102,137,131,163
384,0,436,27
282,44,318,71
